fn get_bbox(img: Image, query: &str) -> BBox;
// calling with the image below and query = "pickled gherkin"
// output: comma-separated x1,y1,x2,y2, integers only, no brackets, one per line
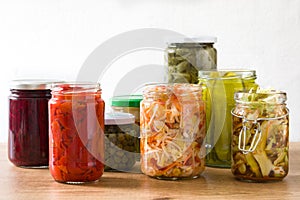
166,37,217,84
199,70,258,168
104,113,138,172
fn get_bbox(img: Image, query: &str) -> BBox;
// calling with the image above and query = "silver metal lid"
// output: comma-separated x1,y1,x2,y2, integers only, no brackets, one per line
105,112,135,125
10,79,62,90
166,36,217,44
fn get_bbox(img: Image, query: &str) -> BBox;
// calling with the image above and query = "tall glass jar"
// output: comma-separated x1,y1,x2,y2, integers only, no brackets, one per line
231,90,289,182
166,36,217,84
199,70,258,168
8,79,58,168
140,83,206,180
49,82,105,184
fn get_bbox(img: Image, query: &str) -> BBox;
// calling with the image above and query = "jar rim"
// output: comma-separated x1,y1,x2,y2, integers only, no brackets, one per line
51,82,101,94
234,90,287,104
142,83,203,97
198,69,256,80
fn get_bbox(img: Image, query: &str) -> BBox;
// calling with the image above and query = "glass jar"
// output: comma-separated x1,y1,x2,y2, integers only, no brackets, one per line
140,83,206,180
110,95,142,125
231,90,289,182
166,36,217,84
110,95,142,160
49,82,105,184
104,112,138,172
8,79,58,168
198,70,258,168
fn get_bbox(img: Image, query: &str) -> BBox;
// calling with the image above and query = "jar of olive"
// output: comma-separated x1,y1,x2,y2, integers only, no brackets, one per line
104,112,138,172
231,90,289,182
166,36,217,84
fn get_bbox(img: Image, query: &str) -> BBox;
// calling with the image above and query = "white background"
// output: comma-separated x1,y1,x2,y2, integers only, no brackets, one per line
0,0,299,142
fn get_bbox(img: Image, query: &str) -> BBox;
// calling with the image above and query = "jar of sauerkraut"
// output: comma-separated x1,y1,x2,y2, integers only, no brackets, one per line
166,36,217,84
140,83,206,180
231,90,289,182
199,70,258,168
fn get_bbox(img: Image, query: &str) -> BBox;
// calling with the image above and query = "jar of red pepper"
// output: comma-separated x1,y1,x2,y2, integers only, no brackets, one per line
8,79,58,168
49,82,105,184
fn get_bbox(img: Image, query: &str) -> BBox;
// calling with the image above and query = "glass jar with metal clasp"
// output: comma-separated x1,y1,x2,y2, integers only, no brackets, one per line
231,89,289,182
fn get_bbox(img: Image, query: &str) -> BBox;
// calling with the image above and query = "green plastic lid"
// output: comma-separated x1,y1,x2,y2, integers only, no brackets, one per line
110,95,143,107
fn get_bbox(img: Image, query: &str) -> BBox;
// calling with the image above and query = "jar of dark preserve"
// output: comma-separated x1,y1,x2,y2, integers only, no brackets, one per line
8,79,58,168
49,82,105,184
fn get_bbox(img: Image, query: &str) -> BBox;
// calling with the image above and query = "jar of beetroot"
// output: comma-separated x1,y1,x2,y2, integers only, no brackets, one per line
8,79,58,168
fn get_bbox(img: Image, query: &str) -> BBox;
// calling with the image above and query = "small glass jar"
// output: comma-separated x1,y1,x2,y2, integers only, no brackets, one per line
166,36,217,84
8,79,58,168
110,95,142,125
104,112,138,172
231,90,289,182
110,95,142,160
49,82,105,184
140,83,206,180
199,70,258,168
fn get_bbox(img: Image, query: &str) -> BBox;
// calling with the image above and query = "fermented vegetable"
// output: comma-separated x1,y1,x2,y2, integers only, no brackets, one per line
140,84,206,179
199,70,258,168
49,83,105,183
166,37,217,84
231,89,289,182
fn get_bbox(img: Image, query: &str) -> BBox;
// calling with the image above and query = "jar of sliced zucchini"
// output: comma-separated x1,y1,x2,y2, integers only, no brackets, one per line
166,36,217,84
231,89,289,182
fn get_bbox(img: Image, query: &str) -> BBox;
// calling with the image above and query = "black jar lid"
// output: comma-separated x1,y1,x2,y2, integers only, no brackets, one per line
10,79,62,90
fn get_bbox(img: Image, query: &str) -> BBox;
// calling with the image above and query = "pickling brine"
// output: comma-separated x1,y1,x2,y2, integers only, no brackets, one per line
140,84,206,180
199,70,258,168
231,89,289,182
49,83,105,184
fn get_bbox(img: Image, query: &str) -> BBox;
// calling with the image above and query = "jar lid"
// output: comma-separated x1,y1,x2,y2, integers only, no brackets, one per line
9,79,62,90
166,36,217,44
110,95,143,107
105,112,135,125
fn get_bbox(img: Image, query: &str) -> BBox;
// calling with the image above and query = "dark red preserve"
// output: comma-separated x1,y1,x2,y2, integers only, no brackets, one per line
8,80,57,168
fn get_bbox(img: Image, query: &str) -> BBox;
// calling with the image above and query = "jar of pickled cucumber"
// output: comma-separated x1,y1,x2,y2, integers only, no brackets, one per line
198,70,258,168
231,90,289,182
104,112,138,172
166,36,217,84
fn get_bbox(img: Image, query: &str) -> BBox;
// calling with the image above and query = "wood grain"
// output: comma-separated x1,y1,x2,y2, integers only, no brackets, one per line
0,143,299,200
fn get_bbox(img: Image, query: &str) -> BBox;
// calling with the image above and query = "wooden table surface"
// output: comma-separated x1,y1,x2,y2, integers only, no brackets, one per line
0,143,299,200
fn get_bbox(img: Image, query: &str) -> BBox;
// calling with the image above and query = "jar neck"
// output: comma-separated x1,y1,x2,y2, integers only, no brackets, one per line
10,89,51,98
51,83,101,96
143,84,202,102
234,92,287,105
199,70,256,81
169,43,214,48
